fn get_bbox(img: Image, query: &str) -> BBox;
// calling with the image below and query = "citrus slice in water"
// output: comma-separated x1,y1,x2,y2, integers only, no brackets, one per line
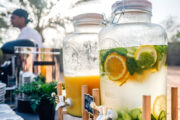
116,72,129,86
134,45,157,69
157,53,167,71
104,52,127,81
153,95,167,119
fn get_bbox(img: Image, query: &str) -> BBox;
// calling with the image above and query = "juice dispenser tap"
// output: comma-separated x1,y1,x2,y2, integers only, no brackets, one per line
51,92,72,110
90,102,117,120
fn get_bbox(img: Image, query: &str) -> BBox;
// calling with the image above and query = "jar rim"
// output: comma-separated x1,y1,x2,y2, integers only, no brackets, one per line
73,13,103,26
112,0,152,14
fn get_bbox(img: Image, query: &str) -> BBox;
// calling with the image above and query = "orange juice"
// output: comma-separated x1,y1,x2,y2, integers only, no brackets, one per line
41,66,46,77
65,75,100,116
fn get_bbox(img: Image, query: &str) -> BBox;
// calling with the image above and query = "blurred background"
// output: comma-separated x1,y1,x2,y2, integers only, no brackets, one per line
0,0,179,119
0,0,180,65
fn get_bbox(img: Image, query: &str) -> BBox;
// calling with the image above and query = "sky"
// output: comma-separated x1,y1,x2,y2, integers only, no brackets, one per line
151,0,180,23
54,0,180,44
0,0,179,27
57,0,180,24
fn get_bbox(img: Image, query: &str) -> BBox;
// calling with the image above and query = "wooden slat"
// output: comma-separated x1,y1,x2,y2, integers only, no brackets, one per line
142,95,151,120
171,87,178,120
81,85,90,120
92,88,100,120
57,82,63,120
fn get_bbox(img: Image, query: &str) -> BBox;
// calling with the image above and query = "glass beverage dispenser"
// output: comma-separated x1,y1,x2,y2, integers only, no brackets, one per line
63,13,103,116
99,0,167,119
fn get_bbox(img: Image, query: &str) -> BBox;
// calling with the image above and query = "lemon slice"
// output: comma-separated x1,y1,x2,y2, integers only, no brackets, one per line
134,45,157,69
116,72,129,86
153,95,167,119
157,53,167,71
104,52,127,81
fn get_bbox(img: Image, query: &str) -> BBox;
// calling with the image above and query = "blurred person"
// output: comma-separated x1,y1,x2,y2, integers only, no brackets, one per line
11,8,43,47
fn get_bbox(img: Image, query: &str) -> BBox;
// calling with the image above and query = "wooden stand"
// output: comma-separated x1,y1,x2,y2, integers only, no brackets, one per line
81,85,90,120
171,87,178,120
56,85,178,120
92,88,100,120
57,82,63,120
142,95,151,120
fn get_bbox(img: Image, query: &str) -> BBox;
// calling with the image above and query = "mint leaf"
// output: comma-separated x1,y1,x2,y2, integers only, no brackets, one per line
154,45,167,54
126,58,142,75
111,48,128,56
154,45,167,62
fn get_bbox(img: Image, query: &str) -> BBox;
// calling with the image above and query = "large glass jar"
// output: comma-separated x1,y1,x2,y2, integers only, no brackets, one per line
99,0,168,119
63,13,103,116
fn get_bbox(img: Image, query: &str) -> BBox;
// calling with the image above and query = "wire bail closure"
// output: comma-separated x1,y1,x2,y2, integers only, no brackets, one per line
112,8,125,24
112,0,125,24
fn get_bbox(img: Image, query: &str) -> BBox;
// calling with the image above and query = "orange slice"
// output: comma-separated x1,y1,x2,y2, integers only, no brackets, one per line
104,52,127,81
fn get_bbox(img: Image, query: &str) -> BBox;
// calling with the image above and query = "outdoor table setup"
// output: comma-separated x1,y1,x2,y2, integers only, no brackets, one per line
52,0,178,120
0,0,179,120
0,39,62,119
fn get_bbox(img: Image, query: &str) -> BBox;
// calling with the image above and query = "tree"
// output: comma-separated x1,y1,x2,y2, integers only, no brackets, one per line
161,16,180,42
9,0,61,42
0,0,98,47
0,3,11,43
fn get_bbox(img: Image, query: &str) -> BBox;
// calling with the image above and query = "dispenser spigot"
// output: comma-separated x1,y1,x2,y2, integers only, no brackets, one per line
90,102,117,120
51,92,72,110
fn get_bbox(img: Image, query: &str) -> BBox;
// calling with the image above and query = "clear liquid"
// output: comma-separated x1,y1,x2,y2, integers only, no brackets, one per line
99,45,167,119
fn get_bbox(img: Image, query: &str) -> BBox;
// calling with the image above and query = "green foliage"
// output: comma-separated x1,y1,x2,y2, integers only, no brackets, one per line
6,0,61,42
158,110,166,120
154,45,167,54
0,16,9,29
154,45,167,62
151,114,156,120
126,58,142,75
15,75,57,112
127,47,138,57
176,31,180,38
100,45,167,76
118,110,132,120
129,108,142,119
0,49,3,59
117,108,159,120
136,52,155,69
34,75,45,83
0,0,90,44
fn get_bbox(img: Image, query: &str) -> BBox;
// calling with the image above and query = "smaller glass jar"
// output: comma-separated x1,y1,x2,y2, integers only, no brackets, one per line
63,13,103,116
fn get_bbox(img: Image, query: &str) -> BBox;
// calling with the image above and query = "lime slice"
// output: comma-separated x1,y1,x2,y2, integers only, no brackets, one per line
153,95,167,119
135,45,157,69
158,110,166,120
157,53,167,71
